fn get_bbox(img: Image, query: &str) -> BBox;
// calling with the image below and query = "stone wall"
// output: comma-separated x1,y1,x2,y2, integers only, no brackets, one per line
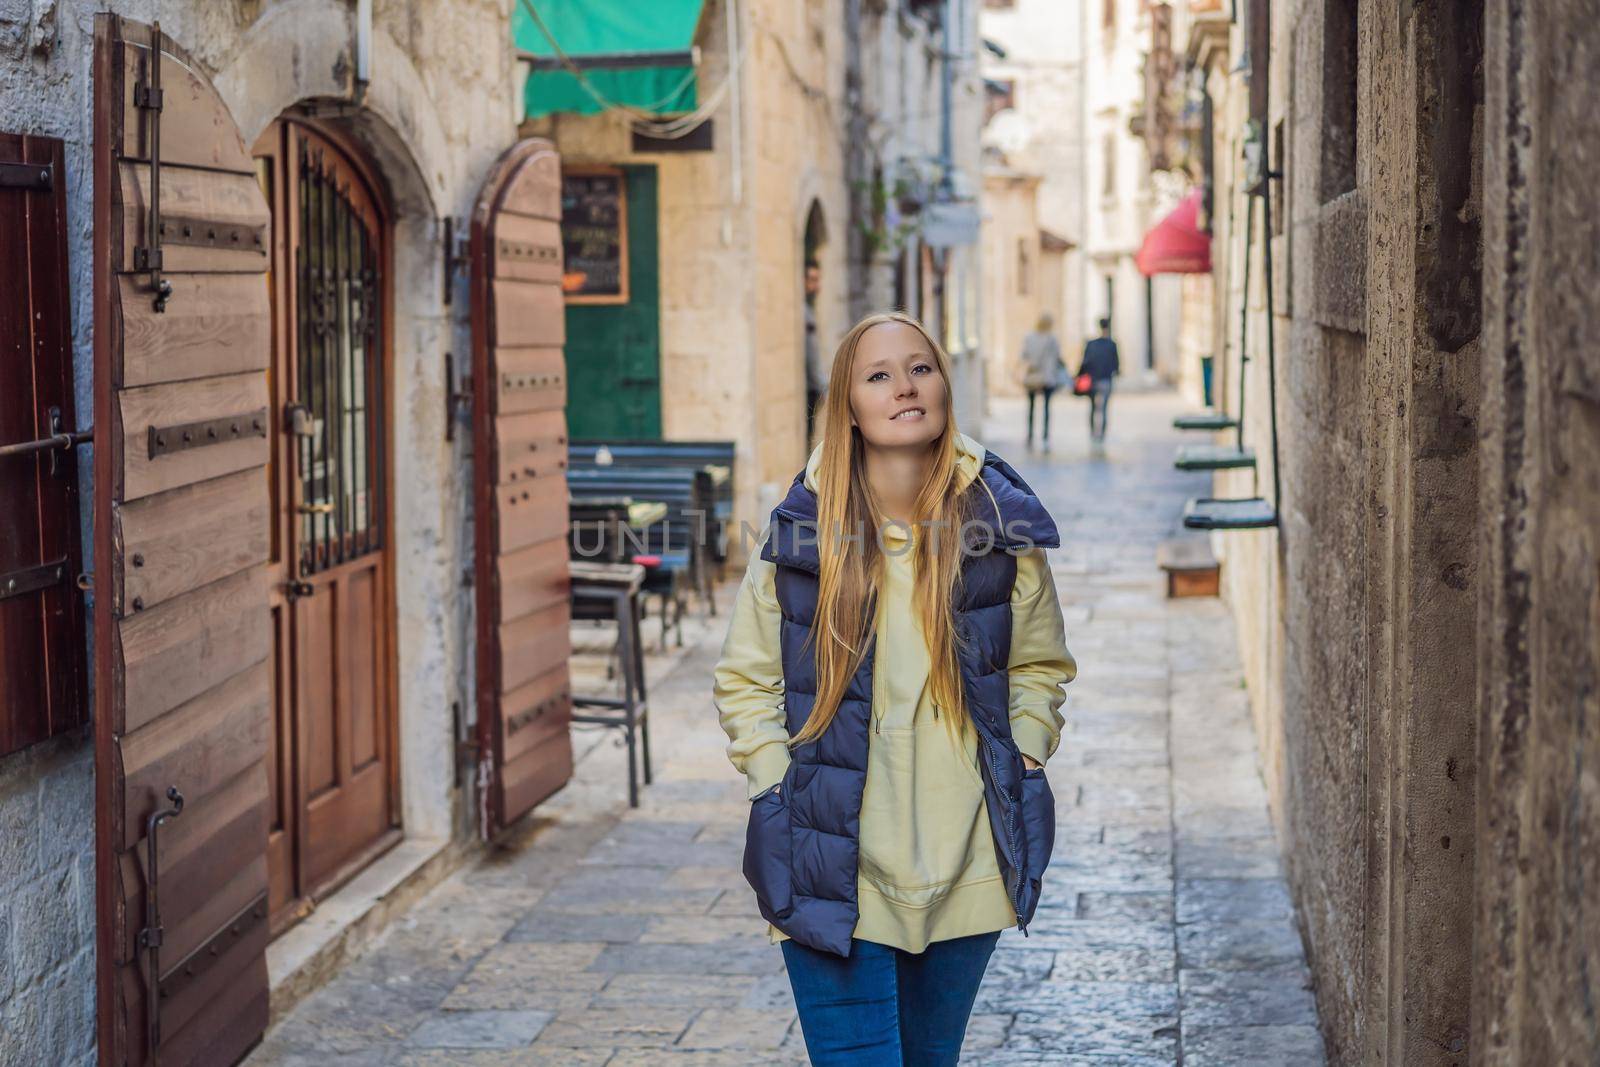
1189,0,1598,1063
1472,0,1600,1061
0,737,96,1067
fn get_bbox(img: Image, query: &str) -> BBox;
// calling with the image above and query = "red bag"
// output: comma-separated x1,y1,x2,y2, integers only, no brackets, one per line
1073,372,1093,396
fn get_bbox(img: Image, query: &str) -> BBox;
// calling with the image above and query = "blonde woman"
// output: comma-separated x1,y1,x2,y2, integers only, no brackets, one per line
714,312,1076,1065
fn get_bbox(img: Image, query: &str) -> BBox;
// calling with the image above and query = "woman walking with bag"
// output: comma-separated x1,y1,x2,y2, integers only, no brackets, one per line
714,312,1077,1065
1017,312,1069,451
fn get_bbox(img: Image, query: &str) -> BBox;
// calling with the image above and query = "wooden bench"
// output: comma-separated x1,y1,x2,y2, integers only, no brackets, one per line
1156,537,1221,598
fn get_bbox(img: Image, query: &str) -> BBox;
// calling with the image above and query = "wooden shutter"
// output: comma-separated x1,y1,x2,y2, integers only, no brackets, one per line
92,16,273,1067
0,132,88,756
470,138,574,838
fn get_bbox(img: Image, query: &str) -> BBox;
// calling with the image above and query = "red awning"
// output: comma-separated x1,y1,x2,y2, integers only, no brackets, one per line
1135,188,1212,276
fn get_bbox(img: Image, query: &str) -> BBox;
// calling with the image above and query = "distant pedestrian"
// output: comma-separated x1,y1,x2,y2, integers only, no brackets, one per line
715,311,1076,1066
1078,316,1120,444
1017,312,1067,450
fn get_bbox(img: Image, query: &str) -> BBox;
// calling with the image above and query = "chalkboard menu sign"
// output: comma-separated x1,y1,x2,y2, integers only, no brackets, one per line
560,169,629,304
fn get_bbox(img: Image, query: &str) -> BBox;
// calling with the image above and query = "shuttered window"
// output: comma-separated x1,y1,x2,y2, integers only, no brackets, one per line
0,131,88,757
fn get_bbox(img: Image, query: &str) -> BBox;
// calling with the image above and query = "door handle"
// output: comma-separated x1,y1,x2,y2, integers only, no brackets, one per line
284,403,315,437
285,580,314,599
298,502,334,514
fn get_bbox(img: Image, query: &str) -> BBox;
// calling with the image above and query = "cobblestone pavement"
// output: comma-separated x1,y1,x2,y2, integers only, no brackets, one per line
247,388,1326,1066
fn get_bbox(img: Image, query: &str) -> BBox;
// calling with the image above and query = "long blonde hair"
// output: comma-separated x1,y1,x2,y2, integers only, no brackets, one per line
789,312,994,748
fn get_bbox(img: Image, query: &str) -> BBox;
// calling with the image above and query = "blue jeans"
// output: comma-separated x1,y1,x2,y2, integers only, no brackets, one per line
1088,379,1112,440
780,931,1001,1066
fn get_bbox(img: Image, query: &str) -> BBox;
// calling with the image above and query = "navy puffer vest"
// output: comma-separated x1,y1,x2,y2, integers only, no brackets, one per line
743,449,1061,957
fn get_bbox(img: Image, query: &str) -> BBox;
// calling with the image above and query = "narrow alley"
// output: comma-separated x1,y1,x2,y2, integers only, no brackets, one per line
246,389,1324,1066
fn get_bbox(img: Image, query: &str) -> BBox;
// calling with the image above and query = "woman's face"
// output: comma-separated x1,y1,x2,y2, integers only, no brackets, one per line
848,322,949,449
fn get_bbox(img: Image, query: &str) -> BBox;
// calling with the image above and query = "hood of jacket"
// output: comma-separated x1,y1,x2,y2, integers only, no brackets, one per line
771,431,1060,555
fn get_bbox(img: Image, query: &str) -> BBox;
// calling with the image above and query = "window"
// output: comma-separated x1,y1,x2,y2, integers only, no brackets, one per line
984,78,1016,125
1016,238,1030,295
1102,132,1118,197
1320,0,1358,201
1104,0,1117,31
0,131,87,757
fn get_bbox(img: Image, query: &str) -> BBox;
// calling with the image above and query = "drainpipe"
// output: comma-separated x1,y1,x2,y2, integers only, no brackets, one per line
937,0,957,344
939,0,955,200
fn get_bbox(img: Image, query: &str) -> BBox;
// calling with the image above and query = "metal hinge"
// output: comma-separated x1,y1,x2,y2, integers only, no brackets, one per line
444,352,472,442
138,786,184,1053
147,409,268,460
442,217,468,305
0,559,68,602
0,161,53,190
134,21,171,312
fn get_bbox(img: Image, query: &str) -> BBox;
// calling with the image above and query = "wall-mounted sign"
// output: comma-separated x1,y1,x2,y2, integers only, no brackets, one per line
921,200,981,248
560,168,629,304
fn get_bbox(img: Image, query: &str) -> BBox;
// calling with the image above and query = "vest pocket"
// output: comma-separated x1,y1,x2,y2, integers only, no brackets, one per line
1017,766,1056,924
743,787,794,921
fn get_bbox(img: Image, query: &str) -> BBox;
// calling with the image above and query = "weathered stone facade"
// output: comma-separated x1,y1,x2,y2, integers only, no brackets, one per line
1175,1,1598,1063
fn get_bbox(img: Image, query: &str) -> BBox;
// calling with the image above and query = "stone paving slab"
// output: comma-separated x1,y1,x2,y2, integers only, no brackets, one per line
246,393,1325,1066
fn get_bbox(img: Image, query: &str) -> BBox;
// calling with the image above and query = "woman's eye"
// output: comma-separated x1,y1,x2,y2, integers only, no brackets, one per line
867,371,888,382
911,363,932,374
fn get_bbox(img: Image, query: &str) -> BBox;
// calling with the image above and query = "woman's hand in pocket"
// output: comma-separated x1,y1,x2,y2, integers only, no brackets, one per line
1021,754,1042,772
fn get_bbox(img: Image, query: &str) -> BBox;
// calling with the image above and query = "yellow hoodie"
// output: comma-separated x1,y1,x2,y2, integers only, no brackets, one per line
712,432,1076,953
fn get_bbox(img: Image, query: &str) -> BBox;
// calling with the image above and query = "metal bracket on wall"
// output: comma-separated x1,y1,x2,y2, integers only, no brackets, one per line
453,700,479,789
442,217,468,305
444,352,472,442
147,408,268,460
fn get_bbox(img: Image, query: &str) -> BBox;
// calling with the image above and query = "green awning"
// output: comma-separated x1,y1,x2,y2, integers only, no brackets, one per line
514,0,705,119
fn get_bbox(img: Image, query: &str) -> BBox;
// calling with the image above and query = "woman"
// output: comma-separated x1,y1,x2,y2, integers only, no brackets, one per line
1017,312,1067,451
713,312,1077,1065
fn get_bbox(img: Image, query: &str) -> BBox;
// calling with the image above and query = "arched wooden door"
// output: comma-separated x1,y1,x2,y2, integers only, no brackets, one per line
470,138,574,837
93,15,274,1066
254,118,398,923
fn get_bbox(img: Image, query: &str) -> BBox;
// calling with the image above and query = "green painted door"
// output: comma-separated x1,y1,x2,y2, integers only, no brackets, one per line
564,165,661,438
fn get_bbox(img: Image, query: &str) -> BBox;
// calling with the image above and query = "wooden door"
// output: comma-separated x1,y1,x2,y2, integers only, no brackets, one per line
470,138,575,837
561,164,661,438
255,119,398,922
92,16,274,1067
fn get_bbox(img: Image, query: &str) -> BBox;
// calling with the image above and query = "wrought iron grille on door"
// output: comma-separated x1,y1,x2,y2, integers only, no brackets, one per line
294,146,385,575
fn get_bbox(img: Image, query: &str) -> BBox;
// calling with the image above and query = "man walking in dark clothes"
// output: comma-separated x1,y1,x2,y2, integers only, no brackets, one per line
1077,317,1120,444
